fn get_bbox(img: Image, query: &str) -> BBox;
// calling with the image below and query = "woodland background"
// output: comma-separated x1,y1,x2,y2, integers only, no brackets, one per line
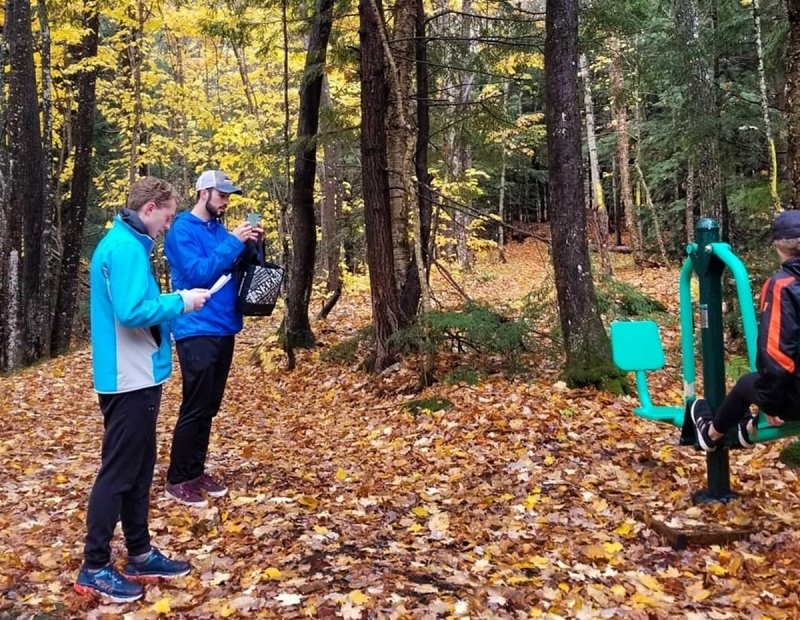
5,0,800,617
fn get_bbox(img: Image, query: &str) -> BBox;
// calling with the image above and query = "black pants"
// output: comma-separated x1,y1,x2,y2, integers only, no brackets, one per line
714,372,759,433
168,336,235,485
83,386,161,569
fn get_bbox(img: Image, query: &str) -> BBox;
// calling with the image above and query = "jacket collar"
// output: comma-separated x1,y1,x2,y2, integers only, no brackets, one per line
117,209,154,251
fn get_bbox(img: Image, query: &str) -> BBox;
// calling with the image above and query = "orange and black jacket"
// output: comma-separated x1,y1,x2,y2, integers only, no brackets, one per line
755,257,800,418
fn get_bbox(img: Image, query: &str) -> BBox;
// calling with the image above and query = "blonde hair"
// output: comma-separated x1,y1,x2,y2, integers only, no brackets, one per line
774,237,800,257
127,177,178,212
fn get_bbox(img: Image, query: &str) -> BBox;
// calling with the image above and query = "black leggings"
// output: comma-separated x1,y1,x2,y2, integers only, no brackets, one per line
713,372,758,433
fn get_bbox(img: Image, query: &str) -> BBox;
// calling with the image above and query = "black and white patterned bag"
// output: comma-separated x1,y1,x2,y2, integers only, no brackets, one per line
235,241,284,316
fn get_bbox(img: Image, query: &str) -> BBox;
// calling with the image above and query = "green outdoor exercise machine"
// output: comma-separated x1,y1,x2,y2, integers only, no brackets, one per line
611,218,800,503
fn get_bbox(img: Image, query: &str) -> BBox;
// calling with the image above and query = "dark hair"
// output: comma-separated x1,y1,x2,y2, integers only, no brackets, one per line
127,177,178,212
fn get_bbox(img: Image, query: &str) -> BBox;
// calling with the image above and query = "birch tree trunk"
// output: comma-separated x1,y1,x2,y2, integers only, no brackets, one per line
579,53,612,277
751,0,780,212
386,0,416,294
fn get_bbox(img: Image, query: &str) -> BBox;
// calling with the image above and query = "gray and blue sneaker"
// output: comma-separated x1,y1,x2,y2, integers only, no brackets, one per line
74,564,144,603
123,548,191,581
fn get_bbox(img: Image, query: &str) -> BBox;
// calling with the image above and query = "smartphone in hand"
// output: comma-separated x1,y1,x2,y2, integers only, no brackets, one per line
246,212,261,227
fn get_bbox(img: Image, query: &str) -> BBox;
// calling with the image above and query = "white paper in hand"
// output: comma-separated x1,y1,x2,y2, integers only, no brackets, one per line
209,273,232,295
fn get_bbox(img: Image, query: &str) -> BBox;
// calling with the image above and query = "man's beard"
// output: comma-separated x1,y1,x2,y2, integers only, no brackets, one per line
205,201,226,220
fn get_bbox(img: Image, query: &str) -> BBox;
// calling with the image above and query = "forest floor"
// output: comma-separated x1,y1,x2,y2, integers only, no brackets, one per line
3,239,800,619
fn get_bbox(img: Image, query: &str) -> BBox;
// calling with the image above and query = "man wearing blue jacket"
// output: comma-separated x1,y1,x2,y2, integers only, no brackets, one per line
74,177,210,603
164,170,261,507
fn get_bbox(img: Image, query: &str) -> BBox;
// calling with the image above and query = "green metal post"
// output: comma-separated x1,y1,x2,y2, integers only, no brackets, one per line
691,218,738,503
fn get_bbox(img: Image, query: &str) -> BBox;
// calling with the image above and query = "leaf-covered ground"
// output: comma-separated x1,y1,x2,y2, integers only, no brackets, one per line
4,241,800,619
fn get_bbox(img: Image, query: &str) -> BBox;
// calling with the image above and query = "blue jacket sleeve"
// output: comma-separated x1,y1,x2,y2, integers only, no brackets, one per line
165,220,245,288
107,240,184,327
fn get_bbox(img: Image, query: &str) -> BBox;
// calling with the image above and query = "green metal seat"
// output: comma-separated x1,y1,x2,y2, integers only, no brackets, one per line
610,320,684,427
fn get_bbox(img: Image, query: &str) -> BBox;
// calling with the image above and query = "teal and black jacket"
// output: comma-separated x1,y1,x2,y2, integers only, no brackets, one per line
89,211,186,393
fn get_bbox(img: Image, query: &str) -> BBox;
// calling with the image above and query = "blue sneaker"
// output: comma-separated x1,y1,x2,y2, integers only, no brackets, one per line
123,548,191,581
74,564,144,603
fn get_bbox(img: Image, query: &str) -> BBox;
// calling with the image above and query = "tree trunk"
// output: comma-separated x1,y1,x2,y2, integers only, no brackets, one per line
545,0,616,388
6,0,50,367
454,0,474,270
788,0,800,208
635,164,668,264
386,0,415,293
360,0,406,371
285,0,334,353
413,0,434,293
686,159,696,244
751,0,780,212
608,36,642,264
579,53,612,277
319,76,342,296
51,6,99,356
126,0,145,186
280,0,291,268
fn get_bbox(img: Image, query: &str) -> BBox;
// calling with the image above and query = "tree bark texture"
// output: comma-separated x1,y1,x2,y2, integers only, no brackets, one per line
385,0,415,292
608,36,642,264
286,0,334,350
787,0,800,208
359,0,406,371
6,0,51,368
544,0,615,387
750,0,779,211
579,53,611,277
320,77,342,295
51,7,99,356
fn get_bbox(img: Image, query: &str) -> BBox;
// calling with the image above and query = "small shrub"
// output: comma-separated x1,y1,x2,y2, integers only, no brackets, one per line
403,397,453,417
779,440,800,468
443,366,482,385
320,326,373,364
596,278,668,318
391,301,530,374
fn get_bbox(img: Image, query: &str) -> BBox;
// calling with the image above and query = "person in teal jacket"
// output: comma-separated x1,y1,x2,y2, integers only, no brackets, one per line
163,170,261,507
74,177,210,603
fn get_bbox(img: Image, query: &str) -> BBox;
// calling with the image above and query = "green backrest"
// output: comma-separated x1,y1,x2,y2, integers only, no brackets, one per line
610,320,665,372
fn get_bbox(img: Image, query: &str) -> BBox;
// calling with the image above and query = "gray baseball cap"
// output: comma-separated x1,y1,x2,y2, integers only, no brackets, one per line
195,170,242,195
